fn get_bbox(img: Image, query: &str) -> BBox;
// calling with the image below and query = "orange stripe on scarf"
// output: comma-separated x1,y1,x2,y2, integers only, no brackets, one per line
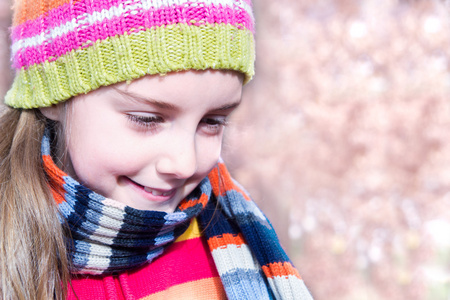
177,191,209,211
207,233,246,251
42,154,66,204
262,262,302,279
208,163,251,201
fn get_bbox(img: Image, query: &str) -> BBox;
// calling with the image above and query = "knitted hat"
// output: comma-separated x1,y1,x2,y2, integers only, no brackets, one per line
5,0,255,109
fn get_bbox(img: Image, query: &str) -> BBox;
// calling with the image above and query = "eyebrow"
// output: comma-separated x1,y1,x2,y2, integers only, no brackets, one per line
114,87,242,112
211,101,242,112
115,88,179,111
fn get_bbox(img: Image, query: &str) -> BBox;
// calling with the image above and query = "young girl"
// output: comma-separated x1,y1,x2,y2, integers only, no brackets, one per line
0,0,313,299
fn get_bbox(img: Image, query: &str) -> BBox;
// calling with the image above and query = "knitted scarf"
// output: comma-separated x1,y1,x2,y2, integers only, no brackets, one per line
42,129,313,299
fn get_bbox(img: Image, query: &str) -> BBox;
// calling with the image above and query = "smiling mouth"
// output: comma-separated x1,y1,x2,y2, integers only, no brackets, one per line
143,186,173,196
125,177,175,198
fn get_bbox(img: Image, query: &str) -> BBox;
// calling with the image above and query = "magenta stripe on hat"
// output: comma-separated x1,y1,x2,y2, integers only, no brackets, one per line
11,0,253,42
13,4,253,69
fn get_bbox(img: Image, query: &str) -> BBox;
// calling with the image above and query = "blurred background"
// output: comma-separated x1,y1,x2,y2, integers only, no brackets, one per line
1,0,450,299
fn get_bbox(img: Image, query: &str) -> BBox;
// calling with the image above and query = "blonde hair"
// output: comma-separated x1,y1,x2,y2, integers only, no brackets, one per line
0,107,69,299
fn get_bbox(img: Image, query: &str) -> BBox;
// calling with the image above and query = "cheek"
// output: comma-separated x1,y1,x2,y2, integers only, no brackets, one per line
196,137,223,175
66,134,111,182
65,119,131,182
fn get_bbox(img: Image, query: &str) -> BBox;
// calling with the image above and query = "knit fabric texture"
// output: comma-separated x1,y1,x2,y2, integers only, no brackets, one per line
67,219,227,299
41,128,313,299
6,0,255,108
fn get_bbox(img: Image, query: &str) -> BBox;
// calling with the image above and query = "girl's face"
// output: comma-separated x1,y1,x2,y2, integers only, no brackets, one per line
44,70,243,212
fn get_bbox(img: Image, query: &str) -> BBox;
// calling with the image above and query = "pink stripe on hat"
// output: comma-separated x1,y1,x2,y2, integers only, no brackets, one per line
13,4,253,69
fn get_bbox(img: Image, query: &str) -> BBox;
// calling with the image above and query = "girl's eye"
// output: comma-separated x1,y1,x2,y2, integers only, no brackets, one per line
200,117,228,135
127,114,163,131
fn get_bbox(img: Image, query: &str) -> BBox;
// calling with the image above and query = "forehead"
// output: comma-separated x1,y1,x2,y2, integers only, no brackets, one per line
71,70,244,112
116,70,243,103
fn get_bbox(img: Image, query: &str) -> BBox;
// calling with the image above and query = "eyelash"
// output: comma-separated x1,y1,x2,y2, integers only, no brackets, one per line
201,117,228,135
127,114,163,130
202,117,228,126
126,114,228,134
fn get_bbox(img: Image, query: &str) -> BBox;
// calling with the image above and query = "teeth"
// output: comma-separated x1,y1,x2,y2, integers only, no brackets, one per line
144,187,171,196
152,190,163,196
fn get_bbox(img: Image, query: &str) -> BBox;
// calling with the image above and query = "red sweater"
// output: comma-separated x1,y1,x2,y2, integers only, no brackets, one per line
68,219,226,299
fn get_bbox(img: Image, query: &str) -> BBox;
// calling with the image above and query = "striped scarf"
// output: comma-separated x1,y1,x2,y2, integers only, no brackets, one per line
42,129,313,299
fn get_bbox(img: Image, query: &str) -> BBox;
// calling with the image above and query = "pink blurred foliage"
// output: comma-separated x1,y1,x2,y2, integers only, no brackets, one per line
222,0,450,299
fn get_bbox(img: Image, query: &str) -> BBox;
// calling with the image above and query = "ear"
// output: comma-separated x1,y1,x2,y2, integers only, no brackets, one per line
39,104,63,121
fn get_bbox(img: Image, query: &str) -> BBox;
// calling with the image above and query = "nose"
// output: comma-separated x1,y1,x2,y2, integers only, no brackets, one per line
155,134,198,179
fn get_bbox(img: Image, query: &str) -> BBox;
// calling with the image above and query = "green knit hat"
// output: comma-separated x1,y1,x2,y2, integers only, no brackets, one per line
6,0,255,108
